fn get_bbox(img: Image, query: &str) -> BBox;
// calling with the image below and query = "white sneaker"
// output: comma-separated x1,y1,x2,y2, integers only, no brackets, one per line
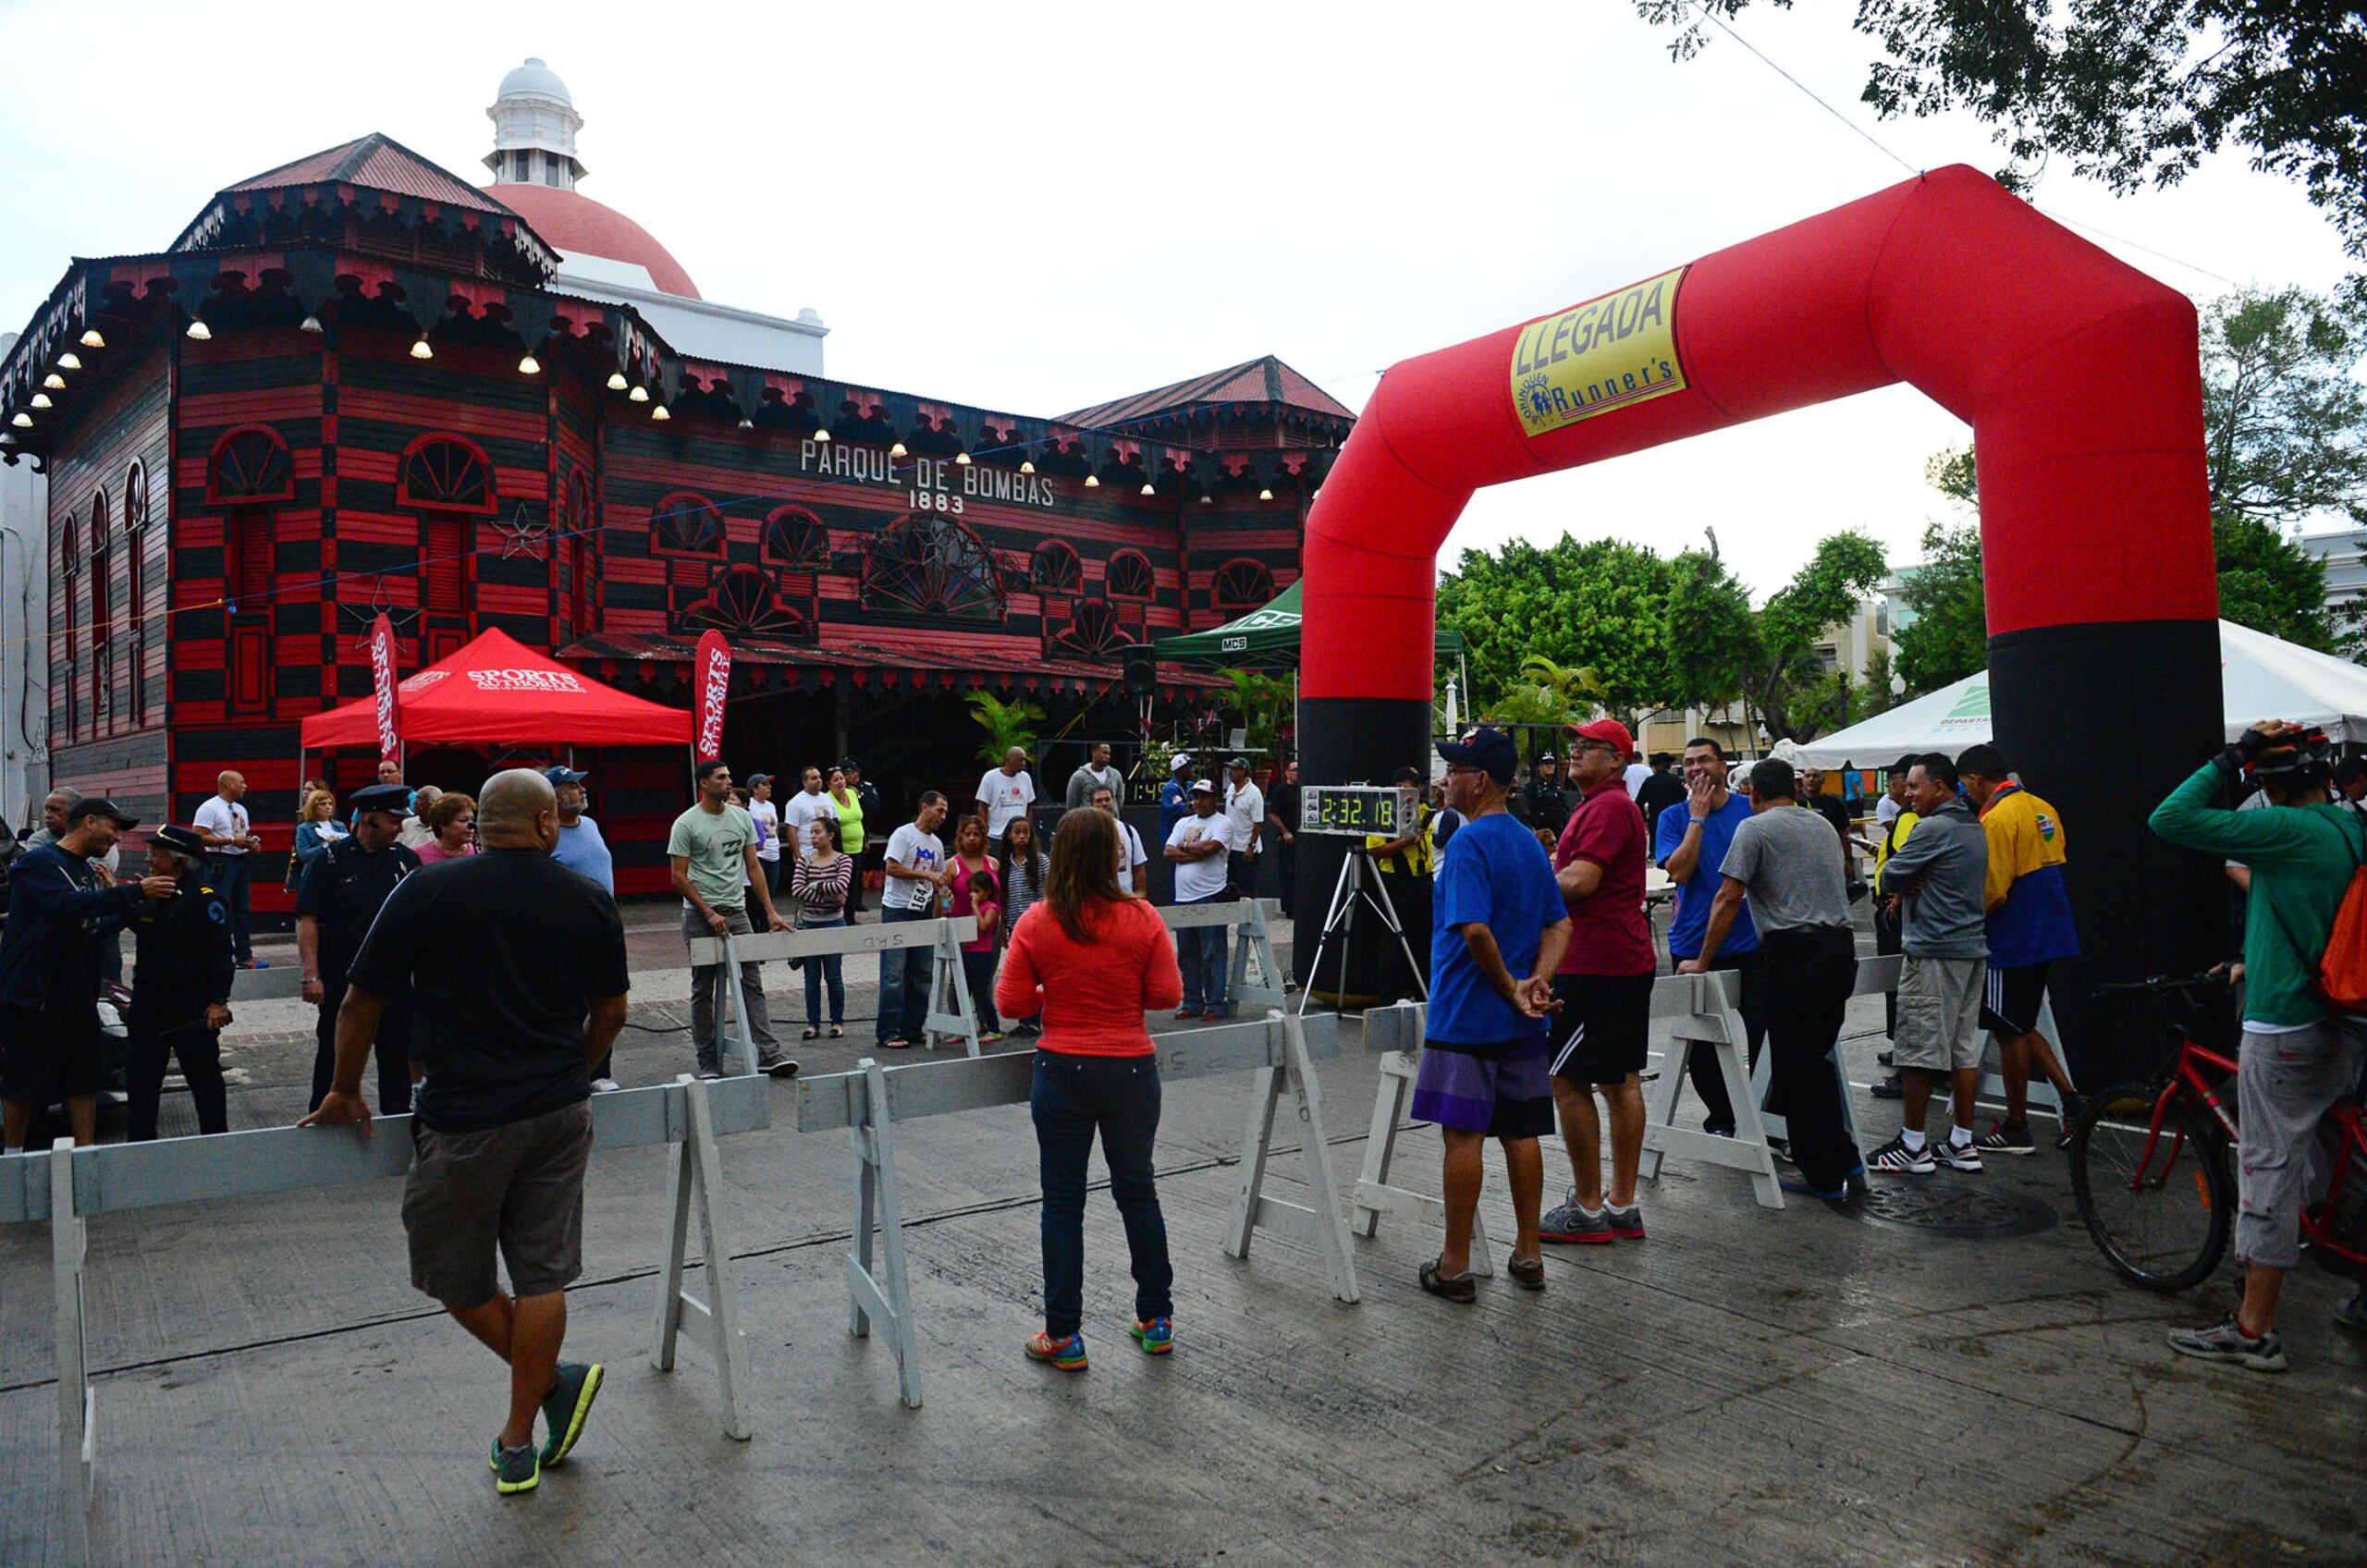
591,1077,621,1094
1932,1137,1983,1171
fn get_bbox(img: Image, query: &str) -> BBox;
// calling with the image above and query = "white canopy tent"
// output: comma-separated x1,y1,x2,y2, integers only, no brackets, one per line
1796,619,2367,768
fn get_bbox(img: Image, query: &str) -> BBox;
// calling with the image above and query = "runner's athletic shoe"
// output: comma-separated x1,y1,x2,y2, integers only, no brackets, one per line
540,1361,604,1466
1606,1204,1646,1241
1931,1137,1983,1172
2053,1094,2087,1150
2336,1293,2367,1336
1864,1133,1934,1174
2167,1316,2287,1373
1973,1119,2035,1157
1539,1196,1613,1243
1131,1317,1174,1354
492,1439,540,1494
1025,1330,1088,1371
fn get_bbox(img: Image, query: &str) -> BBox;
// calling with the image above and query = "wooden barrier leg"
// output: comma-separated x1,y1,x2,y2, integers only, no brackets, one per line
1223,1057,1284,1259
720,929,761,1076
1282,1014,1360,1303
1638,1035,1688,1183
1223,1017,1360,1302
649,1077,754,1439
844,1060,922,1407
52,1139,92,1566
1345,1040,1493,1277
925,924,983,1058
1718,1015,1785,1210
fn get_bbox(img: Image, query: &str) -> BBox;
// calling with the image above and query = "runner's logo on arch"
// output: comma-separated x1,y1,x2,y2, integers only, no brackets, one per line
1509,266,1689,437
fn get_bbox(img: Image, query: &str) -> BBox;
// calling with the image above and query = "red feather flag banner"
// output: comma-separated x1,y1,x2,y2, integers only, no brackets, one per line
693,630,731,765
368,613,402,765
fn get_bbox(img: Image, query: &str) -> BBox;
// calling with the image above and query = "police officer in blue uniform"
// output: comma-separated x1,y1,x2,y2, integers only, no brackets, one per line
297,783,421,1112
124,824,236,1141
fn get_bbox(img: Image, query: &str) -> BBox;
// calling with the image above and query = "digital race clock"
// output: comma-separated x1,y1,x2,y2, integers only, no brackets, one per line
1299,784,1419,839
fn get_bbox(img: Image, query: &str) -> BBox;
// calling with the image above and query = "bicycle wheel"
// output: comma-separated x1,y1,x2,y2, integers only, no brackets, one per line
2070,1081,2234,1292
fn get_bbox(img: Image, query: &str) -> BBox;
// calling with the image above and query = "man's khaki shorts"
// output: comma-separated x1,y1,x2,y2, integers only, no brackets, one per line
1893,956,1988,1073
403,1100,594,1306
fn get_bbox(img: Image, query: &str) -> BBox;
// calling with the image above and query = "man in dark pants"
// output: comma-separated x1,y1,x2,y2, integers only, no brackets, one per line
0,800,174,1150
1680,758,1865,1202
123,825,235,1141
1653,737,1771,1136
297,784,420,1114
1265,757,1301,911
301,768,628,1494
1364,766,1436,996
840,758,885,918
192,769,265,968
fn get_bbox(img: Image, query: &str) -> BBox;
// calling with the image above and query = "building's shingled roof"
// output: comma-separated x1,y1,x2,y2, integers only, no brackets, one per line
1056,355,1354,432
219,133,517,216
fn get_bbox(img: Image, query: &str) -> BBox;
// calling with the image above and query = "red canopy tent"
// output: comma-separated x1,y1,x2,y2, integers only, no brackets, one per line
300,627,692,751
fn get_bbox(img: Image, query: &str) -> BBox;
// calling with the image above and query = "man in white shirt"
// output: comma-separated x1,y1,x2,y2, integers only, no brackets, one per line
1165,780,1237,1018
877,791,951,1048
192,770,264,967
1623,753,1652,799
975,747,1036,839
1223,757,1264,899
1091,783,1148,896
1066,741,1123,810
780,766,837,864
1875,758,1913,833
747,774,783,898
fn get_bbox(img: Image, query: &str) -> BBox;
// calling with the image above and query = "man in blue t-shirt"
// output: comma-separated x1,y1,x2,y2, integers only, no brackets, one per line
1654,736,1771,1136
1413,727,1572,1305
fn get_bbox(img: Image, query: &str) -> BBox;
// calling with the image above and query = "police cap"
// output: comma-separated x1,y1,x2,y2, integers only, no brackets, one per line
350,783,412,816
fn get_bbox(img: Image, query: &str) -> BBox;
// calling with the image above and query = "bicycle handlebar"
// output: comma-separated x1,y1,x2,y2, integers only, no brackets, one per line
2095,969,2234,996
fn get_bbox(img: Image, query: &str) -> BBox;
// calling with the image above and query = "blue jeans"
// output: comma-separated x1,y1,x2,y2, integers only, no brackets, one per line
1032,1050,1172,1338
1176,897,1229,1015
877,905,933,1044
962,949,1000,1035
801,914,846,1028
208,855,254,963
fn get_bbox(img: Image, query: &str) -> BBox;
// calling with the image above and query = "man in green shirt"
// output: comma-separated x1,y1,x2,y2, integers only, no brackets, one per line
668,761,795,1081
2151,720,2367,1372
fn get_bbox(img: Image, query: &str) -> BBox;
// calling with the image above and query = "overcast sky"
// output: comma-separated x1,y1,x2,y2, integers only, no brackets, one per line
2,0,2352,598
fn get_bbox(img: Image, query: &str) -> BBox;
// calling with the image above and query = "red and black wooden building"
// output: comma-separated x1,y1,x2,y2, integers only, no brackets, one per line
0,134,1350,900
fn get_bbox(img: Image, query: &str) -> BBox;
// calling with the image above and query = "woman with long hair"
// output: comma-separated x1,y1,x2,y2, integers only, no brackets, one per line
790,815,852,1039
997,806,1184,1371
288,787,348,888
998,814,1049,1037
413,791,477,864
949,815,1004,1044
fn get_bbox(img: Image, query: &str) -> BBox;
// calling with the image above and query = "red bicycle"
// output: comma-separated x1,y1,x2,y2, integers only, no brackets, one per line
2068,971,2367,1292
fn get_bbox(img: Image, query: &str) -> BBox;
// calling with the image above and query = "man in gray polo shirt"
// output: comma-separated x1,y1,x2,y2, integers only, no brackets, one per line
1862,753,1992,1175
1679,757,1864,1202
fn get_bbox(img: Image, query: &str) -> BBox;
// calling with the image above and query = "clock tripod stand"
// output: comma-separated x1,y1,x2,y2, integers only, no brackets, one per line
1296,843,1429,1016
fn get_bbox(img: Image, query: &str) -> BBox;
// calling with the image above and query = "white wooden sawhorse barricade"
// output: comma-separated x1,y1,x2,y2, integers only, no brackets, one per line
1352,952,1905,1246
688,915,983,1068
791,896,1344,1409
0,1072,771,1566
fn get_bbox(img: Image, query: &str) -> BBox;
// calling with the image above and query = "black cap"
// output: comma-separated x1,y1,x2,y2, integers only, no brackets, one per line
1392,766,1423,785
149,824,206,858
69,798,137,828
1535,751,1557,765
350,783,411,816
1228,756,1251,770
838,757,862,773
1438,727,1519,785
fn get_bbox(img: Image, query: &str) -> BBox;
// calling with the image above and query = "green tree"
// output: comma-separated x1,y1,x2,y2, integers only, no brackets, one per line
1893,520,1989,693
1637,3,2367,301
1662,532,1889,742
963,692,1044,766
1435,536,1675,721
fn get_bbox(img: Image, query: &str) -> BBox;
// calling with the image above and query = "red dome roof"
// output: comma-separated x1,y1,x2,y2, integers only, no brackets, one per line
489,182,701,300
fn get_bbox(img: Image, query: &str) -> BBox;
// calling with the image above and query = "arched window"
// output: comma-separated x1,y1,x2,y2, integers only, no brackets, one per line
1052,597,1132,656
206,425,293,504
761,507,829,568
1212,557,1275,616
125,460,150,723
1031,540,1082,594
860,513,1005,620
682,565,808,640
88,490,112,649
60,514,81,660
1105,549,1156,600
651,491,725,556
398,435,497,514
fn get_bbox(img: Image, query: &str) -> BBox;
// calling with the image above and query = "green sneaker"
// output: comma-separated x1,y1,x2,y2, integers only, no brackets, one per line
492,1439,540,1494
540,1361,604,1466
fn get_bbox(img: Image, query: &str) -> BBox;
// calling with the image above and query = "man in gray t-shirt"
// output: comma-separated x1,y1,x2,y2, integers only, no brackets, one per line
1678,758,1863,1199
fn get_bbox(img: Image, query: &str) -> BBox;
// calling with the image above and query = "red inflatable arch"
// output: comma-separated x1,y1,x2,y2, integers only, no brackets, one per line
1297,165,2224,1076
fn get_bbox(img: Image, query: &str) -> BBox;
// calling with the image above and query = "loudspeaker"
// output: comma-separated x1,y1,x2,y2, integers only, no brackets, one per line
1122,643,1158,699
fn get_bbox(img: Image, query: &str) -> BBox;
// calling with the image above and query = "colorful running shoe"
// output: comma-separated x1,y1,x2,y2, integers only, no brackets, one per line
491,1439,540,1494
1131,1317,1174,1354
539,1360,604,1466
1025,1329,1088,1370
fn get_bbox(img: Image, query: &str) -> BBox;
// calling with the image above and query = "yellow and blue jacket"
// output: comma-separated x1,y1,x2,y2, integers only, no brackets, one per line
1978,783,2079,968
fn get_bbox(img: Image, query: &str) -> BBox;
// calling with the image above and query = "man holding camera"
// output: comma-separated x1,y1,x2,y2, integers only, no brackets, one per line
2152,721,2367,1371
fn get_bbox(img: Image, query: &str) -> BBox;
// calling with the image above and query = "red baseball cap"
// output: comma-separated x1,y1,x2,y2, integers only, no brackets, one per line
1566,717,1635,757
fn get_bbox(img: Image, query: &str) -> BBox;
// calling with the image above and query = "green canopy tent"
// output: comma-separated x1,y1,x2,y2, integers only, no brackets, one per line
1152,581,1465,664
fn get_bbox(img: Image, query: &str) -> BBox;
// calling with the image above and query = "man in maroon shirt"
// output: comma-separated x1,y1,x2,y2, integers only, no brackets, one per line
1540,718,1660,1244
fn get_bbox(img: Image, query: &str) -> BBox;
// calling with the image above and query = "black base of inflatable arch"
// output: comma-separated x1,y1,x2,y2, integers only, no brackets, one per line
1294,697,1434,996
1991,617,2229,1090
